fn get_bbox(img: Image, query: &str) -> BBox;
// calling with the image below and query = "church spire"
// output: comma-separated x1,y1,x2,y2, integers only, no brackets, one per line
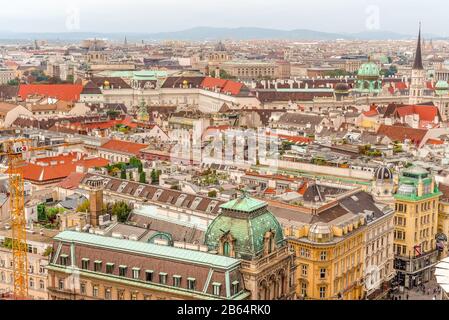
413,23,424,70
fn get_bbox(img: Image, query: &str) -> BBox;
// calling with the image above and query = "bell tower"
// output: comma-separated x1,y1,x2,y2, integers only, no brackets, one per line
409,23,426,105
85,176,104,227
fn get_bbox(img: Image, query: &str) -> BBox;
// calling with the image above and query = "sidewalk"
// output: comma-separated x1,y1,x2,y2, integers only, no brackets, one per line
390,279,442,301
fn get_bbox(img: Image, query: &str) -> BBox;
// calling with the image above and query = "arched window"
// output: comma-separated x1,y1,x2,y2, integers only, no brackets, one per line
223,242,231,257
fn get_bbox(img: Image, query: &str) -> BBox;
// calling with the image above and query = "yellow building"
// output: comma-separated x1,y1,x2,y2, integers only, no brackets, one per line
270,182,395,300
286,222,365,300
393,166,442,289
437,183,449,258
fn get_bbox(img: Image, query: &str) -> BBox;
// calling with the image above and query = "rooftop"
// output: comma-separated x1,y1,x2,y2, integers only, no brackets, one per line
54,231,240,269
220,194,267,212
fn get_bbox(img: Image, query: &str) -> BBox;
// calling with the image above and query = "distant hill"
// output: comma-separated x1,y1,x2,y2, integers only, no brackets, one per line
0,27,444,43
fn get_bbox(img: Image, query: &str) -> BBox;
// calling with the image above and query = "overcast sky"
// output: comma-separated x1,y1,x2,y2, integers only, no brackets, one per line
0,0,446,35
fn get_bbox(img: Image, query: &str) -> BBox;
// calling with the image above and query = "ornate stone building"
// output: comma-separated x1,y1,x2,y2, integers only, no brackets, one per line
205,195,296,300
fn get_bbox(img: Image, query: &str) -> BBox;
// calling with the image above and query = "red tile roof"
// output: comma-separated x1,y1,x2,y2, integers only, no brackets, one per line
100,139,148,155
377,124,428,145
363,109,379,117
18,84,83,102
56,172,86,189
200,77,243,96
22,153,108,183
395,105,440,122
426,138,444,145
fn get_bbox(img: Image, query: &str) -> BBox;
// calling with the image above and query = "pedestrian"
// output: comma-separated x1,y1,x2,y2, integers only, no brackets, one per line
406,293,409,300
432,295,436,300
398,295,401,300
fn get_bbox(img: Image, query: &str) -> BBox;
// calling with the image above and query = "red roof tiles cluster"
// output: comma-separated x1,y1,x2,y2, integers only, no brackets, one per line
377,124,428,145
22,153,108,183
100,139,148,155
394,105,440,122
18,84,83,102
200,77,243,96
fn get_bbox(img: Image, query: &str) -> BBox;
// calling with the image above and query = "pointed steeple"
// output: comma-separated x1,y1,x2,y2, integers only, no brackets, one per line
413,23,424,70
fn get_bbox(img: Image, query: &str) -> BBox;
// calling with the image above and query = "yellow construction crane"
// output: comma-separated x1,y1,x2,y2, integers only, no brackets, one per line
0,138,77,299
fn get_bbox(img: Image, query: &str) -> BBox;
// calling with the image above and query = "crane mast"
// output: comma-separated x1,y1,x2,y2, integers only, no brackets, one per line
9,152,28,299
1,138,76,299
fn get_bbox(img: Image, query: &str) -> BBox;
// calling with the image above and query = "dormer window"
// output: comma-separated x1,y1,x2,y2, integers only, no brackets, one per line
219,232,236,258
263,230,276,256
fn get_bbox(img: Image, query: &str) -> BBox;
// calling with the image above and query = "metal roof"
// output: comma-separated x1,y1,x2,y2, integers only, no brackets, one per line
220,195,266,212
435,257,449,294
54,231,240,269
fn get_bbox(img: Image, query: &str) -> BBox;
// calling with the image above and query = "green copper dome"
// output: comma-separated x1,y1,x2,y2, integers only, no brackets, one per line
435,80,449,96
205,195,284,259
357,62,380,79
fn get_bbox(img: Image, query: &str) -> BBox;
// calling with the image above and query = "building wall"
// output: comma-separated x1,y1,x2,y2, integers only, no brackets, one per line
364,213,395,298
287,230,365,300
0,242,50,300
438,199,449,258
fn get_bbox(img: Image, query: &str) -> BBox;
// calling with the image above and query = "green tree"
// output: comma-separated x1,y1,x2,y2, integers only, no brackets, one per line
37,203,46,221
77,200,90,213
150,169,161,184
7,79,19,86
111,201,132,223
120,169,127,180
139,171,146,184
66,75,74,84
208,190,217,198
129,157,142,169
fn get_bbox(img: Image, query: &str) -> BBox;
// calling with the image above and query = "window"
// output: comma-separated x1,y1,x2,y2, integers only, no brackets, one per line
320,251,327,261
145,270,153,282
320,268,326,279
29,277,34,288
119,265,127,277
212,283,221,296
187,278,196,291
60,254,68,266
159,272,167,285
131,291,138,300
301,282,307,297
105,288,112,300
319,286,326,299
232,281,240,295
301,264,308,276
173,275,181,287
81,258,89,270
106,263,115,274
39,280,45,290
132,268,140,279
92,285,99,297
223,242,231,257
94,261,102,272
58,279,64,291
117,290,125,300
80,283,86,295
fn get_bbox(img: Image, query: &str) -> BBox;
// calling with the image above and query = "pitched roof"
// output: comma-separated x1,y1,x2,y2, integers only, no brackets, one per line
54,230,240,269
220,195,267,212
56,172,86,190
18,84,83,102
100,139,148,155
200,77,244,96
22,153,108,183
413,24,424,70
393,104,441,122
0,102,20,116
377,124,427,145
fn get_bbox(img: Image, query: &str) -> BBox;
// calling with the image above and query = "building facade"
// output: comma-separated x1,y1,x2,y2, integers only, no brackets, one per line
393,166,442,289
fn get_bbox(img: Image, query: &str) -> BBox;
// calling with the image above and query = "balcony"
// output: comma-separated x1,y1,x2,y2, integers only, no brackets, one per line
241,246,291,271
